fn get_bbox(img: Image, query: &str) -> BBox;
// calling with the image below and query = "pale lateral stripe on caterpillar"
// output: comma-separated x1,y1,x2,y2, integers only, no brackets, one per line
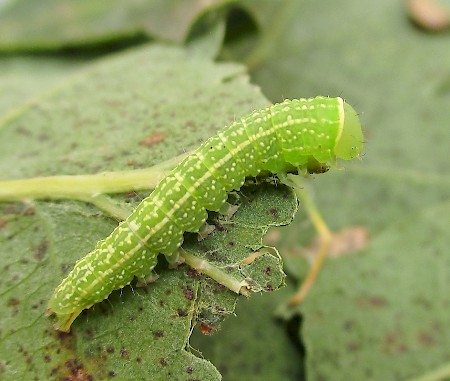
47,96,363,331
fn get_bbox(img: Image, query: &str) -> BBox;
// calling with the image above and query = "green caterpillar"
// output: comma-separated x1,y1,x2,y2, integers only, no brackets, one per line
47,96,363,331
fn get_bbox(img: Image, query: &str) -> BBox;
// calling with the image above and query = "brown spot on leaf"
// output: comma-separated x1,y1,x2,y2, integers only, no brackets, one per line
7,298,20,307
64,359,93,381
383,330,408,354
61,263,72,274
33,240,48,260
207,250,222,261
187,268,201,279
268,207,279,218
346,341,361,352
38,133,50,142
200,323,216,335
367,296,387,307
417,330,435,347
183,287,195,301
6,298,19,316
57,330,73,340
139,131,165,147
185,120,195,129
160,358,168,367
16,126,31,136
355,295,388,308
343,320,356,331
83,329,94,339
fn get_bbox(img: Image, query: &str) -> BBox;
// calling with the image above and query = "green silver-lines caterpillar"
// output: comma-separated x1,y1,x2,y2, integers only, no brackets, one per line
47,96,363,331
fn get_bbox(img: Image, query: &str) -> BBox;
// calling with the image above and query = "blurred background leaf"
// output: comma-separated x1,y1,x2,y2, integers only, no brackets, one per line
0,0,236,50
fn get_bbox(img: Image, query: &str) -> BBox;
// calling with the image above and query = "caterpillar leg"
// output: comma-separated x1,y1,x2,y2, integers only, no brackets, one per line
219,202,240,219
46,308,83,333
164,251,185,268
136,272,160,287
197,223,215,241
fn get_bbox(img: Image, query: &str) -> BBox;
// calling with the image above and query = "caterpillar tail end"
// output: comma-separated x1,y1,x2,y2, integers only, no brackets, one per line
46,303,82,332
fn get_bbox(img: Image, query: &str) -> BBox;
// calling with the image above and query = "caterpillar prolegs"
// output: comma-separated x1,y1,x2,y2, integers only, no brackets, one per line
47,96,363,331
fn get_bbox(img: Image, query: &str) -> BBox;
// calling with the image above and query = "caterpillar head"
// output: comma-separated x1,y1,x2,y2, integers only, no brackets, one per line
334,100,363,160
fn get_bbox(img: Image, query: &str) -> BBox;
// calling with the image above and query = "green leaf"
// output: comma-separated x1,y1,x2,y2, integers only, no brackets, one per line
301,202,450,380
0,44,298,380
0,185,295,380
183,181,296,331
0,56,84,119
0,44,268,179
0,0,235,51
191,284,305,380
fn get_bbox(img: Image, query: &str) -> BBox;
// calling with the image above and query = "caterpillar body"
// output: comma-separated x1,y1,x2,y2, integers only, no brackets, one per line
48,96,363,331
